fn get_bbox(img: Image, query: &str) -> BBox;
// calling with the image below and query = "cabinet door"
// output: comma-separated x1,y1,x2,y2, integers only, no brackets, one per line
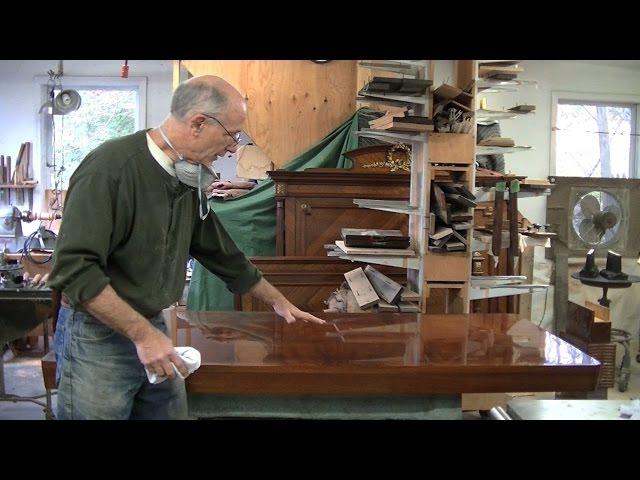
288,197,408,256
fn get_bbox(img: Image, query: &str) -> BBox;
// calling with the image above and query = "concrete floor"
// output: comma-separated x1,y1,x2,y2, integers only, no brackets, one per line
2,339,639,420
1,347,57,420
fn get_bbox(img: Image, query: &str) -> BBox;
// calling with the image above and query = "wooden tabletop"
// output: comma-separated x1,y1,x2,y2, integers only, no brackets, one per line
177,312,600,395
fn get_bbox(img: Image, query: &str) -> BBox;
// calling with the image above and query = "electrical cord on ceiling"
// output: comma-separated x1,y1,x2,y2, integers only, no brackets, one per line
44,66,66,216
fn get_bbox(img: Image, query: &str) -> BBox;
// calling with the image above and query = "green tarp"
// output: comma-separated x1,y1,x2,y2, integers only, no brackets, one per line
186,109,363,311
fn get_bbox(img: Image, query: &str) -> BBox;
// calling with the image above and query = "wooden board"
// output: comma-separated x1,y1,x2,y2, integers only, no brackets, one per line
479,65,523,75
364,265,403,304
566,302,611,343
400,287,421,302
377,300,399,312
433,83,472,102
427,133,475,165
344,267,380,309
585,301,610,322
180,60,357,168
397,301,421,312
478,137,515,147
335,240,415,257
424,250,471,282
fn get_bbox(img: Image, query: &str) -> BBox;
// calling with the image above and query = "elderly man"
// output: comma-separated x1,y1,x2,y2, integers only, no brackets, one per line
48,75,324,420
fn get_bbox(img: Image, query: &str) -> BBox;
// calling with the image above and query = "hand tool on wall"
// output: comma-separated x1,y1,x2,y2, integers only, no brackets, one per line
13,143,25,205
6,156,11,205
0,155,5,204
491,181,506,264
508,179,520,275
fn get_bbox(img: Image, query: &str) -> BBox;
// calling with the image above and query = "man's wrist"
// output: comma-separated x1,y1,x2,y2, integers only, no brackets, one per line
126,316,154,343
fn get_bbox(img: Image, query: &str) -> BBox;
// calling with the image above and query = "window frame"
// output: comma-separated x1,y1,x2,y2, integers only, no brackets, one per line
34,75,147,190
551,90,640,178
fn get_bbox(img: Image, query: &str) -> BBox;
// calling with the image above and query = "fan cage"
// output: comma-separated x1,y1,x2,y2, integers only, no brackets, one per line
568,187,628,252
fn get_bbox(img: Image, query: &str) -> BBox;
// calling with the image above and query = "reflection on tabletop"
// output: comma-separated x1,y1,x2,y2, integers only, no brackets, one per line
175,312,599,368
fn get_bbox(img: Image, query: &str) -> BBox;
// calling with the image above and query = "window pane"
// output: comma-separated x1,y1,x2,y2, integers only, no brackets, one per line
50,88,137,188
555,102,634,178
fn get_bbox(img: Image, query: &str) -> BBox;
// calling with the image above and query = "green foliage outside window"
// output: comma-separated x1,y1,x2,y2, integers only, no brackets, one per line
51,88,137,188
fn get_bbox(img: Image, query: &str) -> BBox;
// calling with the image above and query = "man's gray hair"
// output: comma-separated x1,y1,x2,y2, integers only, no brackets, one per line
170,81,228,120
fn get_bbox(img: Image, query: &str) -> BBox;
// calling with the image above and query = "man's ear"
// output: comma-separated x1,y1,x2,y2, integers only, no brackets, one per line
189,113,207,135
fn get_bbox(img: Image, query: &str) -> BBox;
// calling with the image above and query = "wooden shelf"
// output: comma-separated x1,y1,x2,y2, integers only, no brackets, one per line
469,284,548,301
389,60,430,67
476,145,533,156
470,275,528,287
350,60,474,313
474,187,551,201
353,199,426,216
356,92,428,105
431,165,472,172
355,129,427,143
355,96,418,108
476,79,538,93
0,183,37,189
337,253,421,270
476,109,535,122
358,60,426,77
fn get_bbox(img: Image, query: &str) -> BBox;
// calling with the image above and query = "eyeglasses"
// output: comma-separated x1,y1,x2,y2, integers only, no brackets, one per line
201,113,242,147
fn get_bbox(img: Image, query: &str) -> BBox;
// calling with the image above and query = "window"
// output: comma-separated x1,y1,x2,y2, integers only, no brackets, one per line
552,92,640,178
37,76,147,190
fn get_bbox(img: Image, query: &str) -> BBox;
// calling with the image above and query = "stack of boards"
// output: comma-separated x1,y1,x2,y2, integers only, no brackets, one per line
343,265,421,313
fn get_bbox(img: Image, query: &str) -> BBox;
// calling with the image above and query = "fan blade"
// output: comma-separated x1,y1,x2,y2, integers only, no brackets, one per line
578,219,604,244
579,194,601,218
593,211,618,232
602,203,621,224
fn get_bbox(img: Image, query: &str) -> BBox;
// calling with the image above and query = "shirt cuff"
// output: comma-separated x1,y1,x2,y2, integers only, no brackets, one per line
60,266,111,306
226,265,263,295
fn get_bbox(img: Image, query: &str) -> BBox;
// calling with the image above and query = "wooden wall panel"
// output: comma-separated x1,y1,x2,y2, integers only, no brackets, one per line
179,60,357,168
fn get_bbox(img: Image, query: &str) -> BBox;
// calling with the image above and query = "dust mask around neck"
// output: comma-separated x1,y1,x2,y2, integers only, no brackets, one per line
157,126,218,220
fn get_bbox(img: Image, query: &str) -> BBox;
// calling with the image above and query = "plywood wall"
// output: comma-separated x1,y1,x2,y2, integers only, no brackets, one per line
179,60,357,168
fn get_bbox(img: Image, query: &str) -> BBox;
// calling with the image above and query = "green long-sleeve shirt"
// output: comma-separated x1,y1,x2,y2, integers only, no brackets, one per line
48,130,262,318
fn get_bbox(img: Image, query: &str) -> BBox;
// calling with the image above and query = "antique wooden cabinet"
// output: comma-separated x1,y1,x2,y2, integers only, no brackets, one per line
269,168,410,256
235,256,407,312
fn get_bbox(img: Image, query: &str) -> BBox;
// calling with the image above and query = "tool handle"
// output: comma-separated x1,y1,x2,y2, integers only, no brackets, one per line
492,182,506,257
509,191,519,256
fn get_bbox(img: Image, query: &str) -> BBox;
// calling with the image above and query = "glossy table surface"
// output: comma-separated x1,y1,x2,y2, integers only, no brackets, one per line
177,312,601,395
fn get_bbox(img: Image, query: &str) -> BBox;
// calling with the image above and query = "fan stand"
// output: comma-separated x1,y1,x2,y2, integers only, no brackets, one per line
597,286,613,308
570,272,640,305
571,271,640,391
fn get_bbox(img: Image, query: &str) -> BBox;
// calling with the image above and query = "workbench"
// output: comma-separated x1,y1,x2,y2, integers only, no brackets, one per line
0,286,54,419
176,312,601,419
506,399,630,420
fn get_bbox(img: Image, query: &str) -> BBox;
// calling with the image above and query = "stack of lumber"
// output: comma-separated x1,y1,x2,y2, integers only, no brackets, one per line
343,265,421,312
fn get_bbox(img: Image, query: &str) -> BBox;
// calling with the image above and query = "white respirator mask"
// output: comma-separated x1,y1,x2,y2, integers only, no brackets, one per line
158,126,218,220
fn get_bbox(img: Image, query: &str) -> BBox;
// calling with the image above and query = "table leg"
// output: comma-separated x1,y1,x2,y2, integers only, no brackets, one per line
0,345,5,396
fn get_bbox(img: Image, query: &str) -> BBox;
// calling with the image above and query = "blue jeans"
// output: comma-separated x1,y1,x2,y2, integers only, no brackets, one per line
53,305,188,420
